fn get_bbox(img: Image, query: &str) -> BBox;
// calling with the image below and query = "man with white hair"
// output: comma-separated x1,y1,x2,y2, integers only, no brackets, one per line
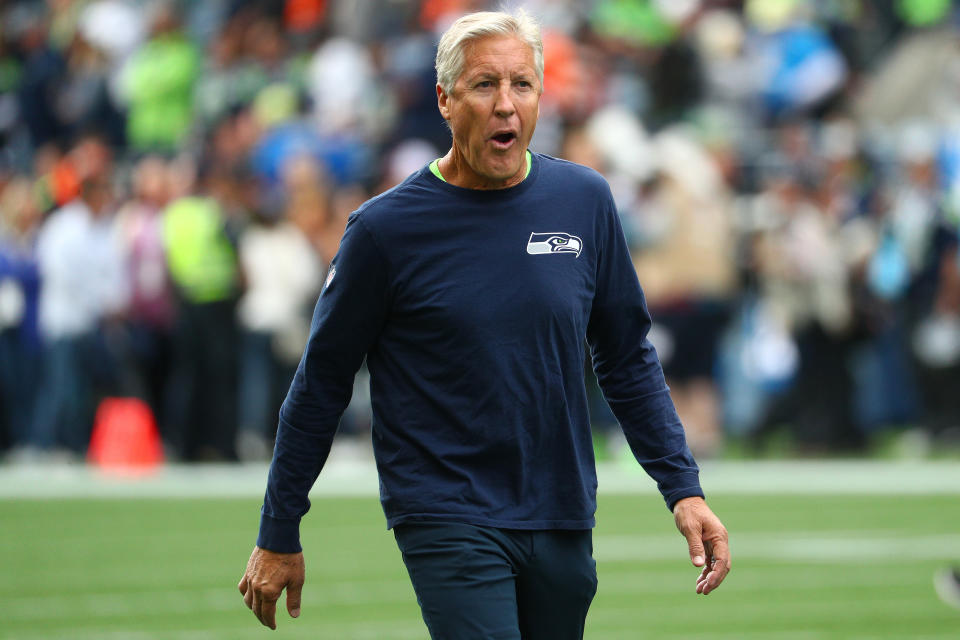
239,9,730,638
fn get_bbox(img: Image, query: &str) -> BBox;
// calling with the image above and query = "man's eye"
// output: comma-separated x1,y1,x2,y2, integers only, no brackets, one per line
476,80,493,88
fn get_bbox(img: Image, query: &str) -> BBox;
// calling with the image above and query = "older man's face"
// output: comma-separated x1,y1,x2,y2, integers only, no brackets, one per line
438,35,541,188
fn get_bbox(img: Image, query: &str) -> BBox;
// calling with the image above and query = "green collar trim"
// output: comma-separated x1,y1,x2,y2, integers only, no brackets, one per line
429,150,533,183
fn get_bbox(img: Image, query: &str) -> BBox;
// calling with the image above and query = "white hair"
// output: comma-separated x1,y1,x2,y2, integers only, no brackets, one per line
435,9,543,94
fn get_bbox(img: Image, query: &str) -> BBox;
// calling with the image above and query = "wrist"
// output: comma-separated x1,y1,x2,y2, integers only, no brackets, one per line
672,495,706,512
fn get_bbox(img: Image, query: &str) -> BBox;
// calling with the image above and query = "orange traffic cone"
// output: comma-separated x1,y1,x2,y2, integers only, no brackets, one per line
88,397,165,474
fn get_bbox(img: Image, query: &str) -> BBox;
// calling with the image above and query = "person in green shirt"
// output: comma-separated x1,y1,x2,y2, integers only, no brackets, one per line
121,6,199,152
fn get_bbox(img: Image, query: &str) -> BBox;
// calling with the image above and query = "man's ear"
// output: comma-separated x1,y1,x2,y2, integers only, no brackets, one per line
437,84,450,121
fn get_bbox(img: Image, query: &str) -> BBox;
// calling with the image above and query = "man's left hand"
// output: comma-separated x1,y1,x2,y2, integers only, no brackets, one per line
673,496,730,595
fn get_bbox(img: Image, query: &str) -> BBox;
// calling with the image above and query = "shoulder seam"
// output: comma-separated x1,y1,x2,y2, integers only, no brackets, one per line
535,153,608,186
354,173,426,216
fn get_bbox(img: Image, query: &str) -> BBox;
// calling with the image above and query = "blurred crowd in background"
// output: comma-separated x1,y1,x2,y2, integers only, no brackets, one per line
2,0,960,464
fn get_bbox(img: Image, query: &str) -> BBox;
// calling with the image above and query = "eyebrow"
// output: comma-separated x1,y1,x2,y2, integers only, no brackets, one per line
467,69,534,83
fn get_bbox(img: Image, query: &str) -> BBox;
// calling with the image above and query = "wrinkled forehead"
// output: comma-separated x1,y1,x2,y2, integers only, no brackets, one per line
458,35,537,79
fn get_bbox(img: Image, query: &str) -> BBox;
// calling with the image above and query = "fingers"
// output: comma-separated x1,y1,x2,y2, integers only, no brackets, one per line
704,537,731,594
243,580,253,610
251,586,261,622
243,583,278,629
695,541,712,595
287,578,304,619
695,561,710,593
241,567,277,628
695,557,727,595
697,563,710,584
240,572,253,610
680,521,706,567
249,583,280,630
693,540,731,595
696,567,711,594
695,546,715,595
711,536,731,573
686,535,706,567
674,498,707,567
259,590,279,630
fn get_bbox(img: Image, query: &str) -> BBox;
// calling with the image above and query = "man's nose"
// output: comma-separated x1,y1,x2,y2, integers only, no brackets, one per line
494,84,516,117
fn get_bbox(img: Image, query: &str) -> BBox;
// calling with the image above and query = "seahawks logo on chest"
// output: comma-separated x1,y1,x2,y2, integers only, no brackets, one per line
526,232,582,258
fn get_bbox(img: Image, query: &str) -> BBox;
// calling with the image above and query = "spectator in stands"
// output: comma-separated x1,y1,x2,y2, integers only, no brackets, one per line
114,155,177,430
32,169,128,456
0,177,42,456
161,161,240,461
235,155,324,461
13,4,68,150
119,2,199,153
0,0,959,462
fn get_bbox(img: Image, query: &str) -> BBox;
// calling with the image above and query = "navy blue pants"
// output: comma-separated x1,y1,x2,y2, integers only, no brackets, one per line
394,522,597,640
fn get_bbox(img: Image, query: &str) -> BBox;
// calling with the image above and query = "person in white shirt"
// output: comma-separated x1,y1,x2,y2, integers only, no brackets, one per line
31,174,128,454
235,208,323,460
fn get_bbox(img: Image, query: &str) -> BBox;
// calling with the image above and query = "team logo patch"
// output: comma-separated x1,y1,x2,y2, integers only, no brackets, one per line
323,266,336,290
526,232,582,257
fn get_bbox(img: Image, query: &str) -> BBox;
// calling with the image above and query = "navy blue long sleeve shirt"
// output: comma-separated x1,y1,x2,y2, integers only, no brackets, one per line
258,153,703,553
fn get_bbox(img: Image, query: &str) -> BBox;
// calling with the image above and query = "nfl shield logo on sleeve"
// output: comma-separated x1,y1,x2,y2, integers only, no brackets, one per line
323,266,336,290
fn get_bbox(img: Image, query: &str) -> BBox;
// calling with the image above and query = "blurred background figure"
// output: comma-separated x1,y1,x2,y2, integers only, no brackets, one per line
235,155,325,462
0,176,42,454
160,160,241,461
118,2,198,153
32,153,128,458
114,155,177,435
1,0,960,464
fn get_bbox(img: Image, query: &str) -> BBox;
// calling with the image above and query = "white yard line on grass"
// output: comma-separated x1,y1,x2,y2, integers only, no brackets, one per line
588,630,958,640
7,580,416,622
0,457,959,499
15,623,429,640
594,532,960,563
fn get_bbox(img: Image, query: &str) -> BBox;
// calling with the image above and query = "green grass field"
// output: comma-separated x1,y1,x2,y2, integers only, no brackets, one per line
2,480,958,640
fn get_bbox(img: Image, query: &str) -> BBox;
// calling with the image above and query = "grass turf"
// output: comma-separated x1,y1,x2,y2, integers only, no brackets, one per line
1,493,958,639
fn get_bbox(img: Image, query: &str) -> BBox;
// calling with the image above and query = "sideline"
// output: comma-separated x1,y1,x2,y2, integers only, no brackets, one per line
1,451,959,499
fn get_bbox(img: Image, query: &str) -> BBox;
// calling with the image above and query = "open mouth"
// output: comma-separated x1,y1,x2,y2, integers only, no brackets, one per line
490,131,517,148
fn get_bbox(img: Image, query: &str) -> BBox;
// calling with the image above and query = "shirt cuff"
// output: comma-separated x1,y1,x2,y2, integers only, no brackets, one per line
257,512,302,553
664,478,705,512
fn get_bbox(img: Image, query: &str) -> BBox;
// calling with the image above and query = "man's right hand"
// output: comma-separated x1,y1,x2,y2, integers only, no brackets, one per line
238,546,305,630
673,496,731,595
